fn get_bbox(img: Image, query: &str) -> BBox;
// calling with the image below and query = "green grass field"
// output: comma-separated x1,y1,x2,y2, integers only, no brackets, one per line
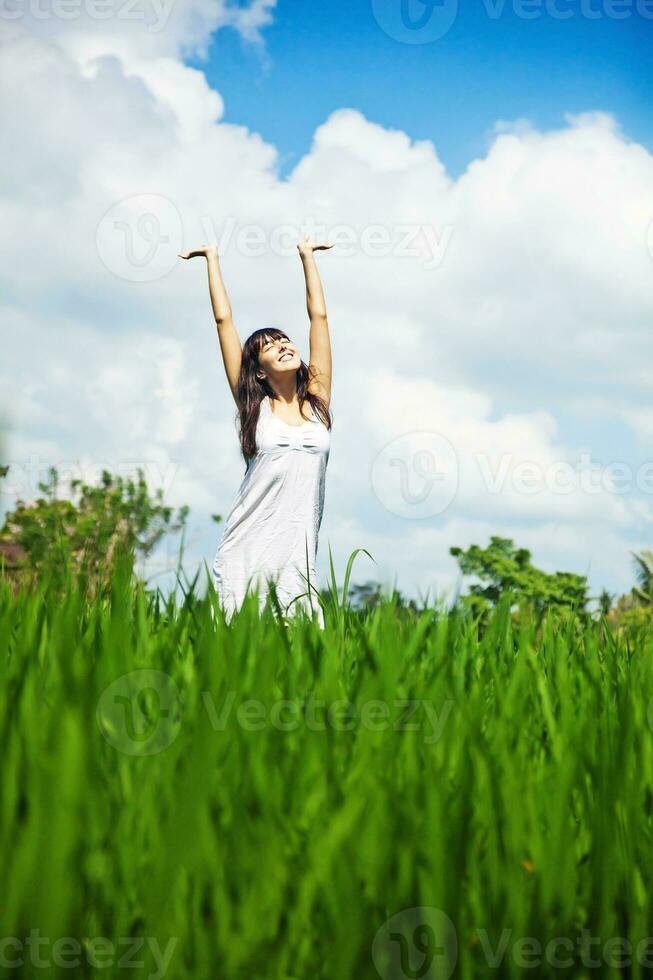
2,556,653,979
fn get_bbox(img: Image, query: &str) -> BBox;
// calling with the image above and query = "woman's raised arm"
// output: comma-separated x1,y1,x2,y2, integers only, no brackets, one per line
178,245,242,404
297,236,334,408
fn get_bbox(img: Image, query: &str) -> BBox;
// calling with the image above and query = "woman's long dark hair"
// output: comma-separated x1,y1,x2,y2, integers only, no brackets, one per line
235,327,332,464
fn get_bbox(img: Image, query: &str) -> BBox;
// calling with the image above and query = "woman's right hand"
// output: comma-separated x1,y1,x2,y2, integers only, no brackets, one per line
177,244,219,260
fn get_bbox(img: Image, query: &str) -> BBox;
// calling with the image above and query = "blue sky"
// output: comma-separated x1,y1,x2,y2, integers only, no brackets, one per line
198,0,652,179
192,0,653,492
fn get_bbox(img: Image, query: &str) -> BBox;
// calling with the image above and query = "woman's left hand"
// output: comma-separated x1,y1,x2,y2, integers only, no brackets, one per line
297,236,334,257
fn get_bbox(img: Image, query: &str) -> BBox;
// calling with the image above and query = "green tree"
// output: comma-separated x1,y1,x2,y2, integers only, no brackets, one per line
450,535,589,619
605,549,653,633
631,549,653,605
597,588,615,618
0,465,189,597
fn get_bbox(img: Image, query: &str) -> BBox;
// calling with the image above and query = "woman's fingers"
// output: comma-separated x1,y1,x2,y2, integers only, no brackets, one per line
178,245,219,260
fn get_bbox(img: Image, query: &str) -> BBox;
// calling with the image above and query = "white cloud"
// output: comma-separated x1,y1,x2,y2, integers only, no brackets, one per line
7,0,275,63
2,10,653,603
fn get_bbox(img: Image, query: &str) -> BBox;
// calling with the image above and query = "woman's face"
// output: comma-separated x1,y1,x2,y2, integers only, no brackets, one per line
257,334,301,379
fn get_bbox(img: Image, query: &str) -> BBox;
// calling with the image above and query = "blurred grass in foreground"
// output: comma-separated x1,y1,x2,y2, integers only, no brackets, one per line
2,553,653,980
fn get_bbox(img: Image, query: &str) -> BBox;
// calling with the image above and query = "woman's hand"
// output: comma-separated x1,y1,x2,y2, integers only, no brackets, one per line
178,244,219,261
297,236,334,258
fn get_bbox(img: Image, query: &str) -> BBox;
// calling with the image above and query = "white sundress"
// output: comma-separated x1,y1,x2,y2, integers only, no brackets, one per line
212,395,331,627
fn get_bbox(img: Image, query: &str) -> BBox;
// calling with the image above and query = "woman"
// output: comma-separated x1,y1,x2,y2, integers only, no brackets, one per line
178,235,334,627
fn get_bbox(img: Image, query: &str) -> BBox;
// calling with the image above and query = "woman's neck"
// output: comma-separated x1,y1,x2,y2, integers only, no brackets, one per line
270,378,299,404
